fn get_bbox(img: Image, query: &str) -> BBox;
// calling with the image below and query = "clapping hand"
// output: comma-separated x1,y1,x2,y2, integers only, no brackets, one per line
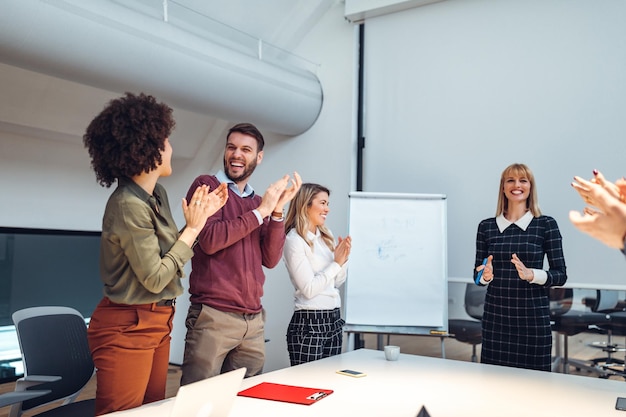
570,170,626,249
258,172,302,218
179,183,229,248
275,172,302,211
183,182,229,230
334,236,352,266
511,253,533,282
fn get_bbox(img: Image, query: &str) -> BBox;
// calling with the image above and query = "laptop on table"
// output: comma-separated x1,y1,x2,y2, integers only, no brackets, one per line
169,367,246,417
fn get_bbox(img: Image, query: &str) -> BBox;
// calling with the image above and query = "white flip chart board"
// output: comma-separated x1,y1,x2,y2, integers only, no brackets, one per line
344,192,448,335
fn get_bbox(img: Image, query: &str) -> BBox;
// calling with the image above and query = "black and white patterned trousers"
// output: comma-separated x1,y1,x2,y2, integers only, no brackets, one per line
286,308,345,366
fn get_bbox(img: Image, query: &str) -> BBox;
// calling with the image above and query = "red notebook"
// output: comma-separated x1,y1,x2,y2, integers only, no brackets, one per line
237,382,333,405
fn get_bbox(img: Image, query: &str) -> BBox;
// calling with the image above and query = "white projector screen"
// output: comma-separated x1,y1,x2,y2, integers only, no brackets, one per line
361,0,626,289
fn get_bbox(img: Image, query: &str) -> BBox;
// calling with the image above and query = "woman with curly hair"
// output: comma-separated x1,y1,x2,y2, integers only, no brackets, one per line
282,183,351,365
83,92,228,415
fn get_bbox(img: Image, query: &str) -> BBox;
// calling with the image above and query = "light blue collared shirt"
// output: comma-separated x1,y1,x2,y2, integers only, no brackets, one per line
216,170,255,198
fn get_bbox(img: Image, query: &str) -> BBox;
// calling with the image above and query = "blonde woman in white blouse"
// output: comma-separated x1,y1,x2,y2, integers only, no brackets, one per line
282,183,351,365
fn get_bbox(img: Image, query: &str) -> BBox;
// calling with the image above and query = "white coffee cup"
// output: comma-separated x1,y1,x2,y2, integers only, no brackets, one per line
384,345,400,361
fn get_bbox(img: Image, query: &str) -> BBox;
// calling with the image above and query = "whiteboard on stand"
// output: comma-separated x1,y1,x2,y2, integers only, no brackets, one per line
344,192,448,335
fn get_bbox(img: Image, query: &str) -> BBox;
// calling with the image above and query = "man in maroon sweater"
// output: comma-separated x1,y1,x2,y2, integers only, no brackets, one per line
181,122,301,385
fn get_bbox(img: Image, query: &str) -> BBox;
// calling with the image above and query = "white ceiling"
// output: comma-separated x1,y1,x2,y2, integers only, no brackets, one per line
0,0,337,159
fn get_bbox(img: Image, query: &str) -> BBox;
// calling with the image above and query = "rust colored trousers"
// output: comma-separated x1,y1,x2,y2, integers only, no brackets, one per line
87,297,174,416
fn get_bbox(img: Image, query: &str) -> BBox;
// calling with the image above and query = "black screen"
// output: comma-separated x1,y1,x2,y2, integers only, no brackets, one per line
0,227,102,326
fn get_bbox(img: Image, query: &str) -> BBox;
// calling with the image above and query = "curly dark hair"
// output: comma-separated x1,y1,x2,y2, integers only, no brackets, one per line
83,92,175,188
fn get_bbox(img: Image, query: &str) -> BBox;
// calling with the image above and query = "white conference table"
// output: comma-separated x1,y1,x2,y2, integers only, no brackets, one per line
106,348,626,417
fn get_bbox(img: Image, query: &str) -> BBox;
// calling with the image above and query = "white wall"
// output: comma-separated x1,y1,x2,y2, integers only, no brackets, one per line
0,131,109,231
361,0,626,289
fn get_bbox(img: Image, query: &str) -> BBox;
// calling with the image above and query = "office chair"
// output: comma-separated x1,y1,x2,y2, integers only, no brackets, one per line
549,287,585,373
0,391,50,409
448,283,487,362
8,306,95,417
583,290,626,378
551,289,623,377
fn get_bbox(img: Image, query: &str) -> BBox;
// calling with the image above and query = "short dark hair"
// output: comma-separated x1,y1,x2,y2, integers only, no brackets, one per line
227,122,265,151
83,92,175,187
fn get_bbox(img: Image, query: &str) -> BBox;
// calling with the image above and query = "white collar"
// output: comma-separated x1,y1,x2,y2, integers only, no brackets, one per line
496,210,534,232
306,228,321,239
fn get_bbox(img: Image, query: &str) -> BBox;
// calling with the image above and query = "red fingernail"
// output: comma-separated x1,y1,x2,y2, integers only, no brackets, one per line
593,169,598,176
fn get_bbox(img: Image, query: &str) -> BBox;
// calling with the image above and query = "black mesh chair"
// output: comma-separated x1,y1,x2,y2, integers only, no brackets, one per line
0,391,50,409
549,287,583,373
448,283,487,362
551,289,622,377
583,290,626,378
8,306,95,417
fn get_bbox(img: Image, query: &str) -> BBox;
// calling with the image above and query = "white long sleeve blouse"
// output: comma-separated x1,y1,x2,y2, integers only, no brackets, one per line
282,228,348,311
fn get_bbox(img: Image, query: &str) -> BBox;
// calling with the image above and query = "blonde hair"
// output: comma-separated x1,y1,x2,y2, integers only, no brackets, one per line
496,163,541,217
284,183,335,251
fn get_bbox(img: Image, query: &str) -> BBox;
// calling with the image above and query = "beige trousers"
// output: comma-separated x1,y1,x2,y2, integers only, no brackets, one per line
180,303,265,385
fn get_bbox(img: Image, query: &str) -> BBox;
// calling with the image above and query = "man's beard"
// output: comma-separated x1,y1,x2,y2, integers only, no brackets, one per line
224,157,257,183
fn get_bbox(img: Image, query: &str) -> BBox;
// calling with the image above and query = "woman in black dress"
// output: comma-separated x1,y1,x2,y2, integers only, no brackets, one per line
474,163,567,371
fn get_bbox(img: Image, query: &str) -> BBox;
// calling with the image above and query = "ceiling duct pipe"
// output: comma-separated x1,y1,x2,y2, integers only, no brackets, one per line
0,0,323,136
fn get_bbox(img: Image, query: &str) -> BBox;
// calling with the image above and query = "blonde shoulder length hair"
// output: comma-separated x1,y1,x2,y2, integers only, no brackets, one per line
284,183,335,252
496,163,542,217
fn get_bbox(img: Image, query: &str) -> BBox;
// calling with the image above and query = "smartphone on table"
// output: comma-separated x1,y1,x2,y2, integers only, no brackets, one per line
336,369,366,378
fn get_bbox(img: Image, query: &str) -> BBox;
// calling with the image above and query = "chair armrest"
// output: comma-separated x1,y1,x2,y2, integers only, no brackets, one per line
14,375,62,391
0,390,51,407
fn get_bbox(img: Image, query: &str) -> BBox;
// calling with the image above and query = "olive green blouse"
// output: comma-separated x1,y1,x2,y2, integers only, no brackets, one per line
99,178,192,304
